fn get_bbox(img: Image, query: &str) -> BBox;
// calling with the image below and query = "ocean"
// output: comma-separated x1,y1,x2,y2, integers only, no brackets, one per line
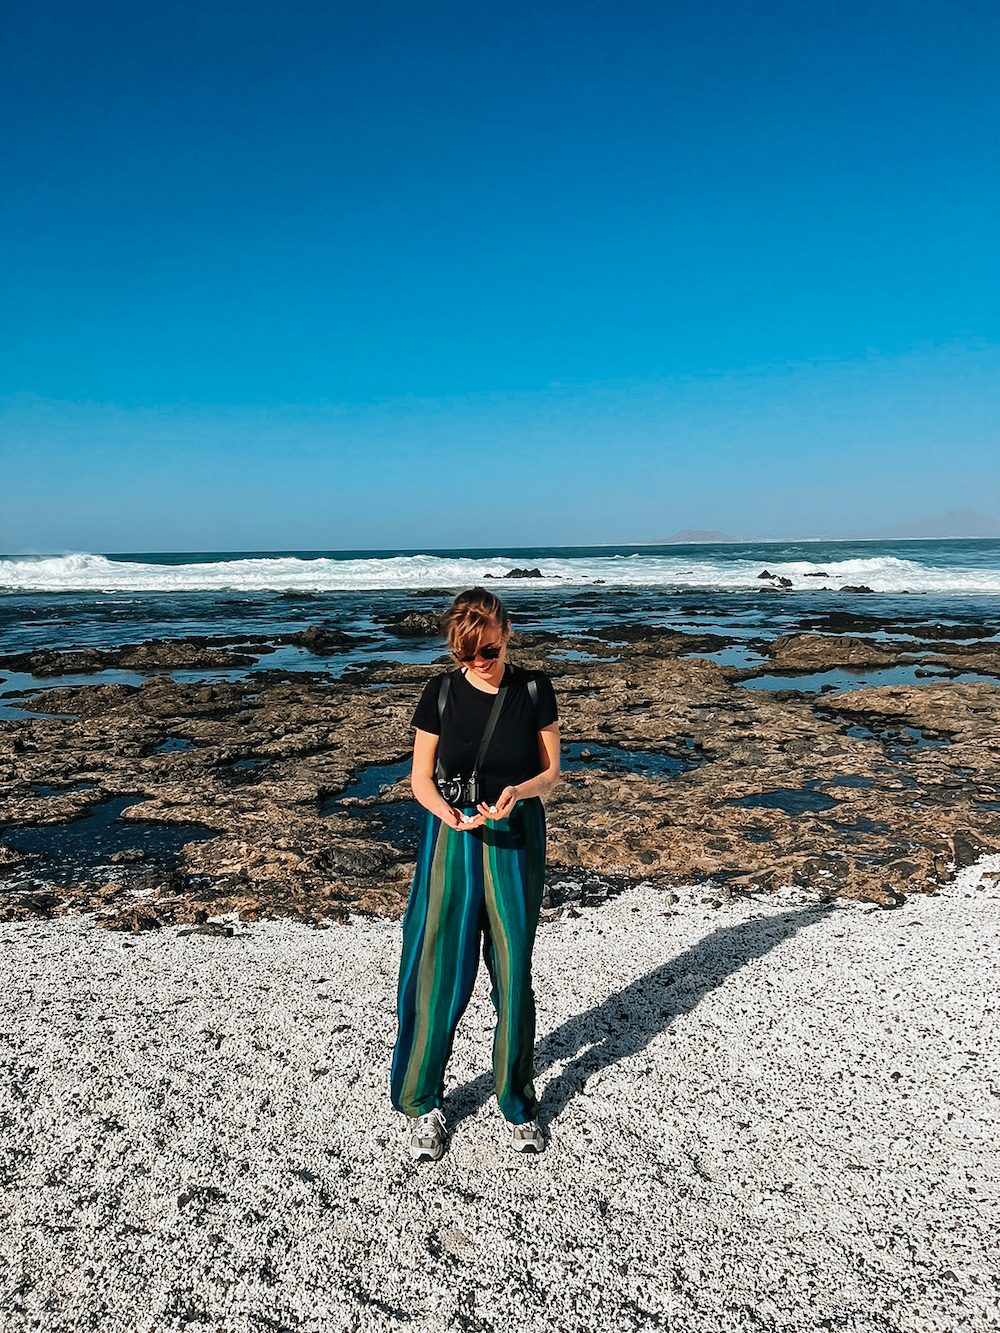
2,539,1000,661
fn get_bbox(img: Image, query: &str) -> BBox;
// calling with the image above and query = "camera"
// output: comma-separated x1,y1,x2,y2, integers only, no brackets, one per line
436,773,482,807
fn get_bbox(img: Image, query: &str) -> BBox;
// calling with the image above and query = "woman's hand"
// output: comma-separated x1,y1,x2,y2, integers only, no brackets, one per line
442,805,485,832
475,726,561,818
477,785,520,821
412,729,483,831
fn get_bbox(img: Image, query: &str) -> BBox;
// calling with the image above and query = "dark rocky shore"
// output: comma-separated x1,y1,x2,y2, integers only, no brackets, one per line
1,615,999,930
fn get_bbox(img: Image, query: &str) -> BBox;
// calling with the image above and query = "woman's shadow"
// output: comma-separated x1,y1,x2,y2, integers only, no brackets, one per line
446,902,835,1126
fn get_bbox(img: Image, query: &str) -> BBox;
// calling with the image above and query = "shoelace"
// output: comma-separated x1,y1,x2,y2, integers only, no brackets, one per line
513,1120,542,1139
413,1109,446,1138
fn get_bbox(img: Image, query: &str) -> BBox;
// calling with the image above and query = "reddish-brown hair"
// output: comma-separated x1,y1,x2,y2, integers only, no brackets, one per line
442,587,509,660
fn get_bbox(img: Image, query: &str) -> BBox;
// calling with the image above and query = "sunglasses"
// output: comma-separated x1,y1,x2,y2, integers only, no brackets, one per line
456,641,504,663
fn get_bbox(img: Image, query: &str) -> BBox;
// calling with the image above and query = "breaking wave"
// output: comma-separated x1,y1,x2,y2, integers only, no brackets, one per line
3,548,1000,594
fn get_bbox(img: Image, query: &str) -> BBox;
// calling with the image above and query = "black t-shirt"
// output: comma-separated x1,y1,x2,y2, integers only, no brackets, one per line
411,665,559,804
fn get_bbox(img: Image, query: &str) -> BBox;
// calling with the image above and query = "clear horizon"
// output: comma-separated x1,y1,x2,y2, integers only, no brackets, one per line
6,531,1000,561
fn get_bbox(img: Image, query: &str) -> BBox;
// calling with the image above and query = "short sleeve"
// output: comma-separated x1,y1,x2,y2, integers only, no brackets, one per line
411,676,443,734
532,673,558,728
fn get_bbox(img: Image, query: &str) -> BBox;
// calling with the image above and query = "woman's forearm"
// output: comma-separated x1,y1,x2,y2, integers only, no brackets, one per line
506,766,561,803
412,767,560,814
410,771,455,820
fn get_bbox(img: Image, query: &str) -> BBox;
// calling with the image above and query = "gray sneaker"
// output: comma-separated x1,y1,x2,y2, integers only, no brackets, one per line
407,1108,447,1162
510,1119,545,1154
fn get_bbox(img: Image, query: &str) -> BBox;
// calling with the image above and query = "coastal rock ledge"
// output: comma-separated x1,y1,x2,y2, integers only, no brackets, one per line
1,628,999,929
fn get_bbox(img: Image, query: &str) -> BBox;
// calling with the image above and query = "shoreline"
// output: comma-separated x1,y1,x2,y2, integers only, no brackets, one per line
1,610,999,928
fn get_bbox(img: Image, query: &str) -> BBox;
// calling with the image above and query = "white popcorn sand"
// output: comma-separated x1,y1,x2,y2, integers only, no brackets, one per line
2,858,998,1332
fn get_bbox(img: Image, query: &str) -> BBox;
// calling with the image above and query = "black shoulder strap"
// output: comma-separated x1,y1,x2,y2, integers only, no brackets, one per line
433,673,508,780
437,672,451,727
472,686,507,775
434,674,452,780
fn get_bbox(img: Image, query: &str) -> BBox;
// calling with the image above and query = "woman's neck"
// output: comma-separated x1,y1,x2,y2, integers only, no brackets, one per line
461,663,508,695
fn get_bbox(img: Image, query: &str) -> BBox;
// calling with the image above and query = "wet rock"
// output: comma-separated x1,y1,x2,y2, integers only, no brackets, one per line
767,635,896,670
799,612,892,634
0,638,269,676
874,889,907,909
839,585,875,594
0,843,33,875
586,626,731,656
381,612,443,637
951,828,998,869
281,626,360,654
504,567,547,579
2,629,999,923
119,641,266,670
899,622,996,641
0,889,63,922
0,649,108,676
108,848,147,864
882,858,929,887
100,906,163,933
757,570,774,579
920,641,1000,675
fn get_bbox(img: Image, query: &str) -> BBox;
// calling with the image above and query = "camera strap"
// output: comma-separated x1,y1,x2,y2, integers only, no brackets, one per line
433,674,451,781
433,673,507,781
471,685,507,779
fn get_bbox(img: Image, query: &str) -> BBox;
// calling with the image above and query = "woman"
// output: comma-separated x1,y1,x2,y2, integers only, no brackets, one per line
390,587,560,1160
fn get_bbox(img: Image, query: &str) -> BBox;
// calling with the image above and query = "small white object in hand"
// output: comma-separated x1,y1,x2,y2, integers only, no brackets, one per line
489,805,497,814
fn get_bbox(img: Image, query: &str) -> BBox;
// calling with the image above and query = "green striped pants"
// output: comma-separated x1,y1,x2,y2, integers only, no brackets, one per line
391,799,546,1124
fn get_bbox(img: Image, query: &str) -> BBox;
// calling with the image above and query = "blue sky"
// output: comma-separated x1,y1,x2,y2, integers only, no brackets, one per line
2,0,998,550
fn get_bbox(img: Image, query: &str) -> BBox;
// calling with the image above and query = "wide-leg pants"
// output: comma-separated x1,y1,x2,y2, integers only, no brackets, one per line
390,798,546,1124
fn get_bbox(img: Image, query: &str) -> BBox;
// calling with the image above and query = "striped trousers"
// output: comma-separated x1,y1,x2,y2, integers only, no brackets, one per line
391,799,546,1124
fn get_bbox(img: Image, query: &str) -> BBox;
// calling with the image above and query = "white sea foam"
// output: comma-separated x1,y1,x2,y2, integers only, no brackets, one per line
2,550,1000,594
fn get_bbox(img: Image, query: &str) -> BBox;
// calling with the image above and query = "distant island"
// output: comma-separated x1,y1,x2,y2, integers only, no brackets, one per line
650,510,1000,544
657,529,740,544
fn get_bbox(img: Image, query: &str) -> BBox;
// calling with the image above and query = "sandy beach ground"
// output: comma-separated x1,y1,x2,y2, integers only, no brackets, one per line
2,858,998,1333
